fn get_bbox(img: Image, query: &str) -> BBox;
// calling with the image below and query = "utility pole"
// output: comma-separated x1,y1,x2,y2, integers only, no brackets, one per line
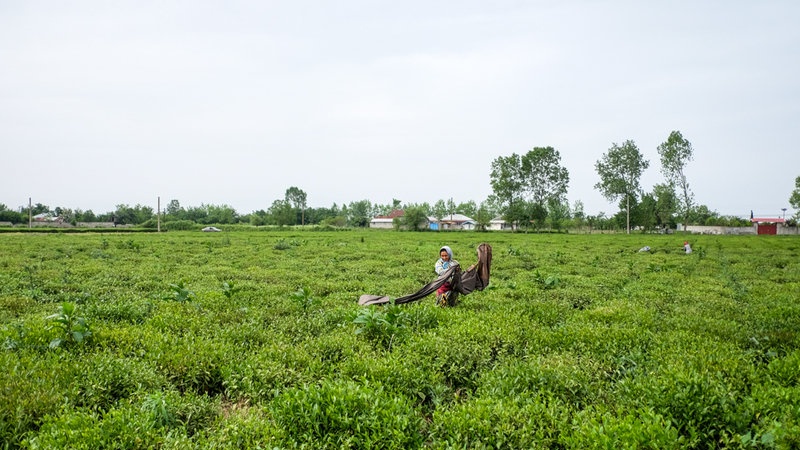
28,197,32,229
157,196,161,232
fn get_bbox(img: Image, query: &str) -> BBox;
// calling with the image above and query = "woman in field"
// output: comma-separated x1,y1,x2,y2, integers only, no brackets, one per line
435,246,459,306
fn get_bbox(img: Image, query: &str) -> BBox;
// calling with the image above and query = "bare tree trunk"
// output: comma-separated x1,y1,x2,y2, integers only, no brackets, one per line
626,195,631,234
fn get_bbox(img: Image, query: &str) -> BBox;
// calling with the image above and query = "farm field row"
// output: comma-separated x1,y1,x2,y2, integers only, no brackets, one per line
1,230,798,448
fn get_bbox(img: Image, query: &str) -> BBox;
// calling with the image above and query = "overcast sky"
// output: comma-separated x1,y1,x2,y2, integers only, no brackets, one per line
2,1,798,218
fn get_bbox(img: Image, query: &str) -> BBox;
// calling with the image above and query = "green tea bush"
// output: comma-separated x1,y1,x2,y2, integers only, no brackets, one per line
765,349,800,387
400,330,493,397
2,232,799,447
428,395,567,449
25,390,216,449
353,301,411,350
84,298,154,324
269,379,423,449
619,362,750,446
140,389,220,436
222,342,319,403
564,406,685,449
64,353,165,411
26,408,169,450
191,404,280,449
478,355,602,409
0,351,70,447
145,334,226,396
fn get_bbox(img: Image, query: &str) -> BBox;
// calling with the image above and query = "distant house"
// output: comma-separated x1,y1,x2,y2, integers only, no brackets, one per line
488,217,513,231
751,217,786,235
369,209,405,229
429,214,475,231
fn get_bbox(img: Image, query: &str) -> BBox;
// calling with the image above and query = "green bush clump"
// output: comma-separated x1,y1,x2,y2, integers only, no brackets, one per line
222,342,319,403
66,353,166,412
269,379,423,449
564,406,685,449
26,390,219,449
478,355,601,409
162,220,196,231
353,300,411,350
0,351,69,447
429,395,568,448
145,335,227,396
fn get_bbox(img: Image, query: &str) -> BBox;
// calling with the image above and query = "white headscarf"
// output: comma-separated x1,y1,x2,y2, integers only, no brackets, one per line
440,246,453,260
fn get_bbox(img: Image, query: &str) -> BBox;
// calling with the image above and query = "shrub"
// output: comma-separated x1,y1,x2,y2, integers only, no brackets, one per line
67,353,166,412
269,379,423,449
353,300,410,350
564,406,685,449
0,352,69,448
46,302,92,349
163,220,196,231
429,395,567,448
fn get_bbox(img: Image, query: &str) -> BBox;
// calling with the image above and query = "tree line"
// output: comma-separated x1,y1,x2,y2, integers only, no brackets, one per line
3,131,798,231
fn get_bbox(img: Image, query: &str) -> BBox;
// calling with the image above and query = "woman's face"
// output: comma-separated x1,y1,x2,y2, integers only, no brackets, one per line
440,250,450,261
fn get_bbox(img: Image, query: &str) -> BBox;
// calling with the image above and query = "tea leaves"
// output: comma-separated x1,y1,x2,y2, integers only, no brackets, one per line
1,231,799,448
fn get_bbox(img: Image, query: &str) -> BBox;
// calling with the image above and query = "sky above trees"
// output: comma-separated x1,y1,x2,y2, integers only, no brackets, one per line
1,1,798,218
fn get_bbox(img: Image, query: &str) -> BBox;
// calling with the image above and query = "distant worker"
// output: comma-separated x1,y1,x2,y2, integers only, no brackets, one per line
684,241,692,254
435,246,459,306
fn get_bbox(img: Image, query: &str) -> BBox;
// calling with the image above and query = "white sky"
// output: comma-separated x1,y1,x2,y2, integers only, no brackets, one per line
1,1,798,218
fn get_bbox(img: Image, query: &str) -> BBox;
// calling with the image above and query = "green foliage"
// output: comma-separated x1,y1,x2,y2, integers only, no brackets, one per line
163,219,196,231
269,379,423,449
221,281,239,300
353,301,410,350
165,281,195,302
273,238,302,250
790,175,800,218
595,139,650,233
141,391,176,429
489,148,570,230
533,269,560,289
289,286,318,313
0,232,799,447
658,130,695,227
46,302,92,348
399,205,429,231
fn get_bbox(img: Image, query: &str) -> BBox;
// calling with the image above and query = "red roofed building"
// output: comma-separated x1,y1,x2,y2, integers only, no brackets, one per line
369,209,407,229
750,217,786,235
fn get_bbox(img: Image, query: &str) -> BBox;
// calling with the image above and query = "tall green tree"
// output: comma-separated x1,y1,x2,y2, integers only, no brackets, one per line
205,204,238,224
456,200,477,218
0,204,24,224
398,205,429,231
267,200,295,226
632,193,658,232
474,201,493,231
347,200,372,228
547,198,570,231
790,175,800,220
657,131,694,229
522,147,570,209
571,200,586,230
594,140,650,234
112,204,153,225
285,187,307,225
489,153,525,228
432,200,447,221
652,183,677,229
166,199,184,219
490,148,569,230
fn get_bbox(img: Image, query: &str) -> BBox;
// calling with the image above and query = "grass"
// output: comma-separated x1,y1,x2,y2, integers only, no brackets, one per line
1,230,799,448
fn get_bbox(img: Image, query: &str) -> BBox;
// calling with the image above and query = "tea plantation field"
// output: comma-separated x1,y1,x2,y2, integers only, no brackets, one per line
1,230,798,448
